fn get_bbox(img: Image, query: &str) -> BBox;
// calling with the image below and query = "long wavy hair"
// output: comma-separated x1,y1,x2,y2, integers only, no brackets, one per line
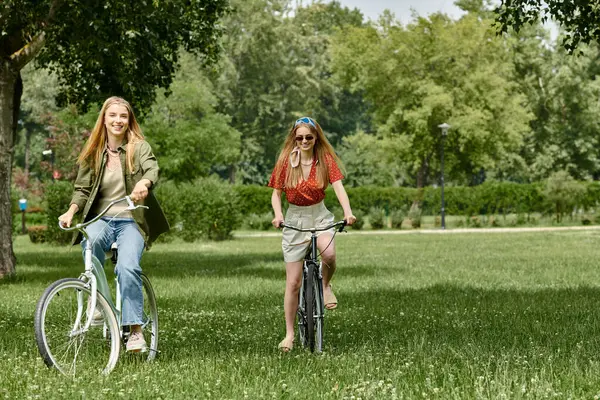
77,96,144,175
273,117,344,189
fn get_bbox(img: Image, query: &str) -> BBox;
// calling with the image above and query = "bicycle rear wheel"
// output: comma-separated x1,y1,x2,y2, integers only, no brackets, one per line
140,274,158,360
34,278,120,376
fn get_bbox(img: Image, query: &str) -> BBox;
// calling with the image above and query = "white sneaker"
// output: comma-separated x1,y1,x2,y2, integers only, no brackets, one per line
86,300,104,325
126,331,147,353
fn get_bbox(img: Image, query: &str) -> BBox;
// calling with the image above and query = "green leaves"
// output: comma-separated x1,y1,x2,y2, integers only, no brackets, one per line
494,0,600,52
331,12,532,187
4,0,229,113
143,52,241,182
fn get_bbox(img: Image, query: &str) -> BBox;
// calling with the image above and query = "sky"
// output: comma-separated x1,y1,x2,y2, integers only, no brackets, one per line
334,0,466,25
334,0,558,41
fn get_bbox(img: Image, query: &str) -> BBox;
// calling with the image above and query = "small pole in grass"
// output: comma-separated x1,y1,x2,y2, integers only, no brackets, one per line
19,198,27,234
438,123,450,230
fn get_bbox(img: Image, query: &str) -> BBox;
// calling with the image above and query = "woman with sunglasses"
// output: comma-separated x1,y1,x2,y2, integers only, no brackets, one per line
268,116,356,352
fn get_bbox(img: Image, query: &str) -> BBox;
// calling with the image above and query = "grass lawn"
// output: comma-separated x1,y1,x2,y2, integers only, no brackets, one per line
3,230,600,398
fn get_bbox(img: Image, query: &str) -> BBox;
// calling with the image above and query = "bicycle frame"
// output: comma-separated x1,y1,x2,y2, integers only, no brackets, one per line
59,196,148,336
280,220,346,351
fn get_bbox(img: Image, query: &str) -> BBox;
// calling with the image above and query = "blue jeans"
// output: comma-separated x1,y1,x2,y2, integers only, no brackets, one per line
82,217,145,326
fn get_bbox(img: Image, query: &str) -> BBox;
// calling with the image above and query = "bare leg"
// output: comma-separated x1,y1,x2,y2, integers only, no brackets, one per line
282,261,303,348
317,233,337,308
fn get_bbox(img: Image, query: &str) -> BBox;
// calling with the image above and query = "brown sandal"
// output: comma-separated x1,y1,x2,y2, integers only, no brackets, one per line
278,337,294,352
324,285,338,310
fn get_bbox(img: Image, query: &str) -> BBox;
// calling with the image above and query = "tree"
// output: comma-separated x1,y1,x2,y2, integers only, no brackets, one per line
144,53,241,182
209,0,366,184
331,11,532,187
494,0,600,52
0,0,228,278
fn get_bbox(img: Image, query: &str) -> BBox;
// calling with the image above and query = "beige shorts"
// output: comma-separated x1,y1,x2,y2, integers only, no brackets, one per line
282,201,335,262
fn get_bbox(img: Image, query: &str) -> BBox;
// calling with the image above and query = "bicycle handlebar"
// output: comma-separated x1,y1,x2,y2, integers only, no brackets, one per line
58,196,148,232
279,220,346,233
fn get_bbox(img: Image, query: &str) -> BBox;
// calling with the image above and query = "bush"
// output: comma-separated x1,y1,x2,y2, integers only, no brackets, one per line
28,226,47,243
582,215,593,225
156,177,241,241
409,206,422,228
44,181,74,244
368,207,386,229
246,212,273,230
351,210,365,230
545,171,585,222
390,208,406,229
233,185,274,215
489,215,501,227
230,181,600,221
468,216,482,228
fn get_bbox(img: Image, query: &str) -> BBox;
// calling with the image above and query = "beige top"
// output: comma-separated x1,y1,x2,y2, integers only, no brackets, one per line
93,151,132,218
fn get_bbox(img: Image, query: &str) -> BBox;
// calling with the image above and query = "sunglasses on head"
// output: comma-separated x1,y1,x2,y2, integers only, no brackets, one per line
294,117,317,129
295,134,315,142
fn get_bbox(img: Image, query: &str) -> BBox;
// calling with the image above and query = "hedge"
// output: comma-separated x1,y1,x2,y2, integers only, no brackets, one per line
234,180,600,218
19,178,600,242
155,177,241,241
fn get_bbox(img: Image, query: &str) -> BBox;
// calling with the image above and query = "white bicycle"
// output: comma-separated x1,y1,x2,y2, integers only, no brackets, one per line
33,196,158,376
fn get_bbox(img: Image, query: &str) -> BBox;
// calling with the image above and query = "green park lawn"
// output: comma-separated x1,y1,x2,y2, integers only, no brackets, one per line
3,230,600,398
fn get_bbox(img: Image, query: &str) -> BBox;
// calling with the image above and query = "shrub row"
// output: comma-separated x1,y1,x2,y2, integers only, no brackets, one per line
15,174,600,242
155,177,241,241
232,177,600,223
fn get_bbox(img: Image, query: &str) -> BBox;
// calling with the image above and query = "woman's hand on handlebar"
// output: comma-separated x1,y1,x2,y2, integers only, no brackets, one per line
344,214,356,226
272,214,284,229
130,180,150,202
58,204,78,228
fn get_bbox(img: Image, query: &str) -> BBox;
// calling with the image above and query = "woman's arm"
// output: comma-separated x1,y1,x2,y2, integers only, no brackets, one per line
69,164,93,214
271,189,285,228
331,180,356,225
137,141,159,187
131,141,158,202
59,164,91,227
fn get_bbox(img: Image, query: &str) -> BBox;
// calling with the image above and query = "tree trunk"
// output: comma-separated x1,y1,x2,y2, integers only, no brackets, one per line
0,61,19,278
228,164,236,184
412,157,430,209
24,125,31,185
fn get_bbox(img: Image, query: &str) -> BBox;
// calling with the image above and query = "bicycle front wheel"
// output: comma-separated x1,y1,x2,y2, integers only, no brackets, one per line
312,264,324,353
305,262,324,353
297,271,308,348
34,278,121,376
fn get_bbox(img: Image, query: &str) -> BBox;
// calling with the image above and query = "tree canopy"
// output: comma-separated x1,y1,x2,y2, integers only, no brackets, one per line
494,0,600,52
0,0,229,277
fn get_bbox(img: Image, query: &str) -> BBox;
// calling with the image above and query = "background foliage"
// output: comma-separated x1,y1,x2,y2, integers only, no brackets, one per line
11,0,600,238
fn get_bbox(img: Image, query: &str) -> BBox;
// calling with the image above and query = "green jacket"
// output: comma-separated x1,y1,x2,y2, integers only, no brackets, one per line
70,140,170,246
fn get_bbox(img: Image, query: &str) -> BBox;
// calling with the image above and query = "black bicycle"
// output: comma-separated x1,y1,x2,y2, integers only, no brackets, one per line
279,220,346,352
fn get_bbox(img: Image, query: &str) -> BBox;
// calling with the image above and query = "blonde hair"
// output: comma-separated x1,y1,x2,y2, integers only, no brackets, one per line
273,118,344,189
77,96,144,175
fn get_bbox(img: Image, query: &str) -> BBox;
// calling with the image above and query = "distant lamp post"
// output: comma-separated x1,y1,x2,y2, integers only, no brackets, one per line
438,123,450,230
19,198,27,234
42,149,55,181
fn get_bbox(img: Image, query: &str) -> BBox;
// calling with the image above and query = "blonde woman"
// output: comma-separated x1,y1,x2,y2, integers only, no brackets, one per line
59,96,169,352
268,116,356,352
